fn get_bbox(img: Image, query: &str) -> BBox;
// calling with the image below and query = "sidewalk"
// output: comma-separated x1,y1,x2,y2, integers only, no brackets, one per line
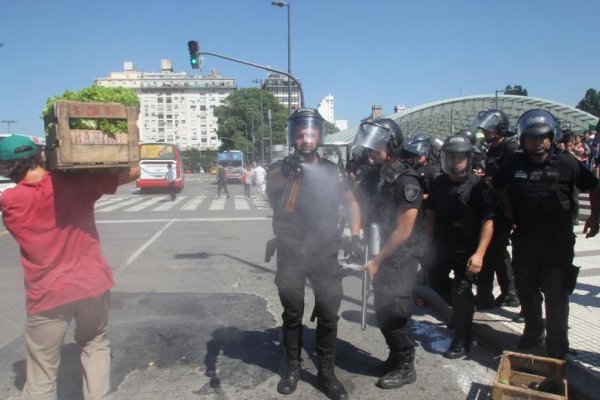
415,196,600,399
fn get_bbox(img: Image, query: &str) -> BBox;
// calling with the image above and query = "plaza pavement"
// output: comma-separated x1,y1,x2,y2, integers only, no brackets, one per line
415,193,600,399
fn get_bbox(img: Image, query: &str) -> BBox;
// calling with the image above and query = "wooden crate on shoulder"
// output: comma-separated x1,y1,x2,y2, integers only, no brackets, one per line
493,351,568,400
45,100,140,170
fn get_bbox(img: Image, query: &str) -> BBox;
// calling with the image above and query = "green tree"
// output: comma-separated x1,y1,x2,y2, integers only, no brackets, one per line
214,88,288,161
576,88,600,117
504,85,528,96
182,148,217,173
325,121,340,135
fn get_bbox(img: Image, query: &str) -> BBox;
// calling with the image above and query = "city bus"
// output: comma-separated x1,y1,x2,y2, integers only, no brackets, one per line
0,134,45,194
217,150,244,182
136,142,185,191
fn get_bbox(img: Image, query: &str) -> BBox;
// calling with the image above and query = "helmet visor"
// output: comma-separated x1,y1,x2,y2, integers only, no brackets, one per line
441,151,473,177
356,122,392,152
287,116,325,146
471,111,501,133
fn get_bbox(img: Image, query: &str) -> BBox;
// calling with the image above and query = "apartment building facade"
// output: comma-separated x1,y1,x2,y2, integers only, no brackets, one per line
96,60,236,150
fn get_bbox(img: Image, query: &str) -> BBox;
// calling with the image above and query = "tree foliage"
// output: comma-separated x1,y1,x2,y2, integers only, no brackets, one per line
325,121,340,135
576,88,600,117
504,85,528,96
213,88,288,160
182,148,216,173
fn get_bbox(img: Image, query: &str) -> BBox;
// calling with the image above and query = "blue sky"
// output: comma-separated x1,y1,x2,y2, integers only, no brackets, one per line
1,0,599,136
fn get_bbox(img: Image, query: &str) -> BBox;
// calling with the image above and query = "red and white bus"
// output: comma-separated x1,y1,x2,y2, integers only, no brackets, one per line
136,142,185,191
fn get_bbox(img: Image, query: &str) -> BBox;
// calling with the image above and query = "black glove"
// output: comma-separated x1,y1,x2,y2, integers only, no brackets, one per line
281,154,304,178
344,235,363,262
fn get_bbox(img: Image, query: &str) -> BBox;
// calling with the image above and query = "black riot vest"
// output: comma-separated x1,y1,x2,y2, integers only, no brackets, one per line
376,161,424,260
271,157,345,247
435,174,482,253
509,152,572,239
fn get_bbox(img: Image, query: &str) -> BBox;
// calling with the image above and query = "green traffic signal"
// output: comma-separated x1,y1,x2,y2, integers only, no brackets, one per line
187,40,199,70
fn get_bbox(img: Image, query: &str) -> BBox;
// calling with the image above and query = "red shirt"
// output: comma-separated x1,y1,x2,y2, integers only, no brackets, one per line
0,171,118,315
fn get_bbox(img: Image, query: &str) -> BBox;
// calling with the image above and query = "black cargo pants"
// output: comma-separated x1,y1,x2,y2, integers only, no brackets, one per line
275,242,343,359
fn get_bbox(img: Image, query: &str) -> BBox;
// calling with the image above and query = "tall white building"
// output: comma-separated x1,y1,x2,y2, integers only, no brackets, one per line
318,94,335,123
317,94,348,131
95,60,236,150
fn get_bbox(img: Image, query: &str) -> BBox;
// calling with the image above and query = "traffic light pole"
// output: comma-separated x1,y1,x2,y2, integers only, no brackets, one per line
196,50,304,108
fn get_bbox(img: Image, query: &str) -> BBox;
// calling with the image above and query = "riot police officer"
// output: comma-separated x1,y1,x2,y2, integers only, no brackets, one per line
266,108,361,399
456,129,486,176
428,137,444,168
493,109,599,359
400,136,441,198
426,135,495,358
355,118,423,390
471,109,520,309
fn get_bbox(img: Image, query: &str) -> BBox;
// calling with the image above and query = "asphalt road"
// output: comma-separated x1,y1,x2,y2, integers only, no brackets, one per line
0,173,500,400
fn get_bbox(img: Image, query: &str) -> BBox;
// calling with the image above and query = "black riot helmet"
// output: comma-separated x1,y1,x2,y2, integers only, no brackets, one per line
471,109,510,136
456,129,477,145
401,137,431,158
287,107,326,155
441,135,473,179
356,117,403,156
412,133,429,141
516,109,562,153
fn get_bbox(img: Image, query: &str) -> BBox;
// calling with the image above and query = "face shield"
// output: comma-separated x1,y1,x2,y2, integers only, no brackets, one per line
287,116,325,155
355,122,392,153
441,151,473,178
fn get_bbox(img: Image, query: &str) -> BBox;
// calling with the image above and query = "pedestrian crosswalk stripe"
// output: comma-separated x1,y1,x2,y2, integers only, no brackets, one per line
209,198,226,211
124,197,163,212
97,198,145,212
182,196,206,211
152,196,188,211
234,196,250,210
93,195,270,212
96,197,126,208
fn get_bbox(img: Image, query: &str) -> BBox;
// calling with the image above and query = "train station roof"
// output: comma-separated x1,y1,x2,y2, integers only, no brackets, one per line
325,94,599,146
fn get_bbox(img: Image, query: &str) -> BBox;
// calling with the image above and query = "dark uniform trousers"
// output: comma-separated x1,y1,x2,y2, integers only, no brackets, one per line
477,213,516,301
512,235,573,359
429,245,475,343
275,242,342,359
373,254,419,353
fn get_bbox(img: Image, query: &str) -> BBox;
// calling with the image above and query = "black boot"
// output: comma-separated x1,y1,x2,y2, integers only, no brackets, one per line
377,349,417,389
277,356,301,395
372,351,398,375
517,329,546,350
443,339,470,359
446,279,474,360
317,355,348,400
495,290,520,308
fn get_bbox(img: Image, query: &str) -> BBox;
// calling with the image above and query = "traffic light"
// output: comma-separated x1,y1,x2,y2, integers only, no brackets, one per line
187,40,199,69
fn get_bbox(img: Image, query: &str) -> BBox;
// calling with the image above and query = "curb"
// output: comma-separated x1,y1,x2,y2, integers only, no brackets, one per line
414,284,600,400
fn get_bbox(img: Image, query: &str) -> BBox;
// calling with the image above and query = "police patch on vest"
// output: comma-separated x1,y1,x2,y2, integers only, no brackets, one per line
404,184,420,202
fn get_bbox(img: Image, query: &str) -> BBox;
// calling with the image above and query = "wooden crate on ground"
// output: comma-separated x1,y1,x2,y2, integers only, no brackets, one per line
45,100,140,169
493,351,568,400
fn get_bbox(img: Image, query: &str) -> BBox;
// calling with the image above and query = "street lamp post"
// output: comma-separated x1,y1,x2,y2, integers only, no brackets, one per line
1,120,17,134
241,122,248,160
495,89,507,109
271,1,292,115
268,109,273,163
253,79,265,164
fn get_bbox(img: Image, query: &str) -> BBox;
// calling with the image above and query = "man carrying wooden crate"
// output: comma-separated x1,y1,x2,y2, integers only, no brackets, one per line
0,135,139,399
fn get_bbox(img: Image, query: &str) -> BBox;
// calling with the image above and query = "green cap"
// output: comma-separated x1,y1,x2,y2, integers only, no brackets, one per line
0,135,40,161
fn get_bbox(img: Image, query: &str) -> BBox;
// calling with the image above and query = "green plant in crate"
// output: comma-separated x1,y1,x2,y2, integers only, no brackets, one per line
42,86,140,137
